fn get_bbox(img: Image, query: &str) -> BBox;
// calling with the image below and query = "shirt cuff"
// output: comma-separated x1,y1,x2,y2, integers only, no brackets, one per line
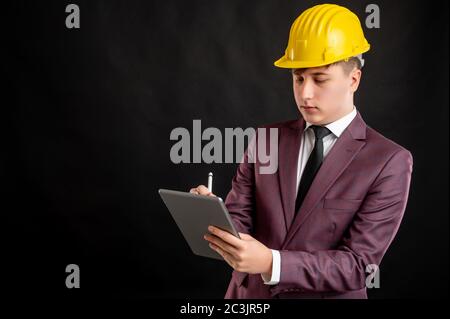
261,249,280,285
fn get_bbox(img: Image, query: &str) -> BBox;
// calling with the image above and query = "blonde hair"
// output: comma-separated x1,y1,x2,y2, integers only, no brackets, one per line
291,55,364,76
329,55,364,75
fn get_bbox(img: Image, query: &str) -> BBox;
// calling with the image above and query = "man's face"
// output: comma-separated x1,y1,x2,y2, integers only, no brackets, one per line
292,64,361,125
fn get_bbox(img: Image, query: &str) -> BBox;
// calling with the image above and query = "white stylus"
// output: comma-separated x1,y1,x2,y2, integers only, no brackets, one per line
207,172,213,193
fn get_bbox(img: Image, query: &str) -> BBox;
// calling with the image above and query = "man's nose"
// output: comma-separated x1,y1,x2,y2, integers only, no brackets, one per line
299,78,314,101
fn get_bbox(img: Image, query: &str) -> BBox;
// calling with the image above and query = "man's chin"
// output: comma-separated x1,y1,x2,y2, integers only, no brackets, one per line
300,111,325,124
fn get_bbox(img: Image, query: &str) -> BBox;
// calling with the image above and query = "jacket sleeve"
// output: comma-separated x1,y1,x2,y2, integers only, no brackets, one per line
224,134,256,235
275,149,413,293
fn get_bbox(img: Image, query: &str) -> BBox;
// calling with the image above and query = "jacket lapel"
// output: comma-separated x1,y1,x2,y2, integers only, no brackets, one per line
282,111,367,248
277,118,304,232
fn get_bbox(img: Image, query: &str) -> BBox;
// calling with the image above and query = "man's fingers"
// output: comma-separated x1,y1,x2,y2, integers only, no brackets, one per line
189,188,199,194
189,185,216,197
204,234,239,257
208,226,243,249
197,185,216,196
238,233,252,240
197,185,209,194
209,243,235,268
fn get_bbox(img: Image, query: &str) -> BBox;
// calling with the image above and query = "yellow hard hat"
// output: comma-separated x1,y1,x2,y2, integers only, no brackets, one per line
274,4,370,69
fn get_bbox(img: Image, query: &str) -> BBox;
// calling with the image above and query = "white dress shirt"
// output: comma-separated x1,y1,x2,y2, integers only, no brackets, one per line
261,106,358,285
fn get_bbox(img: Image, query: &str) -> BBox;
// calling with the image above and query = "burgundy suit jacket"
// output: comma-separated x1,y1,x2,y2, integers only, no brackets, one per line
223,111,413,299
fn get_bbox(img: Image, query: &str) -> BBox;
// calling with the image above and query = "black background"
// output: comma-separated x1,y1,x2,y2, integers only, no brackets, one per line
4,0,448,299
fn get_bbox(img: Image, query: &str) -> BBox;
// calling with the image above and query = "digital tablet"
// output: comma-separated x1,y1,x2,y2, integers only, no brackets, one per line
158,189,240,260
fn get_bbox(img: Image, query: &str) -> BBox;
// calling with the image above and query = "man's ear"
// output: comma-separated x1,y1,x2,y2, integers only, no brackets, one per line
350,68,362,93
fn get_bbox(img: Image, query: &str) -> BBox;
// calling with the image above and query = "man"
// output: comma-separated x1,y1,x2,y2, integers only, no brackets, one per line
190,4,413,299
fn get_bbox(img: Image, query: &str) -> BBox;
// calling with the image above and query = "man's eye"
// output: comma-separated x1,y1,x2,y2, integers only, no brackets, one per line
296,78,304,83
315,79,328,84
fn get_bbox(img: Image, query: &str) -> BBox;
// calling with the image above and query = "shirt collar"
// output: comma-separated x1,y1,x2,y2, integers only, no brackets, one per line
304,106,357,138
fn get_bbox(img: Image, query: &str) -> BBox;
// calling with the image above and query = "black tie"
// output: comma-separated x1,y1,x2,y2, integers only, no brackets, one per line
295,125,332,214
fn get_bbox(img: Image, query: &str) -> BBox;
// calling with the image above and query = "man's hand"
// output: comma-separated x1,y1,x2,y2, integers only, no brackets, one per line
204,225,273,276
189,185,216,197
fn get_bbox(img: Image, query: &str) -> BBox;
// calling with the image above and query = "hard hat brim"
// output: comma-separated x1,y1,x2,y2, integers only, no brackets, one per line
274,45,370,69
